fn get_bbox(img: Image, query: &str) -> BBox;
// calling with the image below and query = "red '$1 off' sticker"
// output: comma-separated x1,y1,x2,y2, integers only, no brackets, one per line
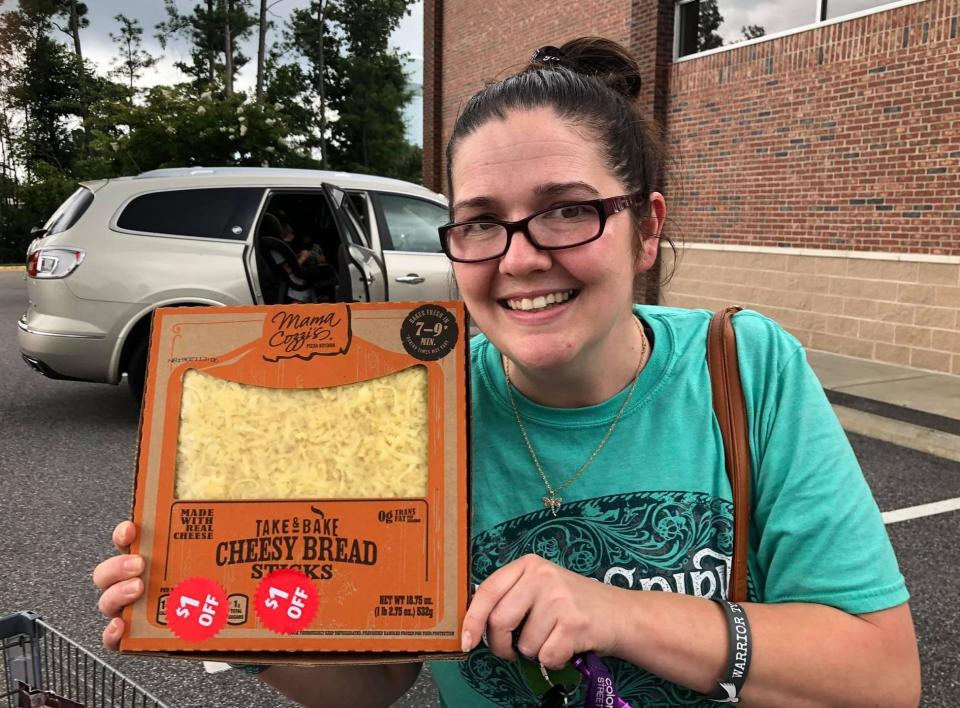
167,577,229,642
255,569,319,634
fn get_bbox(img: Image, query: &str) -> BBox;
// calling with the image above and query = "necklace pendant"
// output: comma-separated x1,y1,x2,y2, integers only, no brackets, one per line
543,494,562,516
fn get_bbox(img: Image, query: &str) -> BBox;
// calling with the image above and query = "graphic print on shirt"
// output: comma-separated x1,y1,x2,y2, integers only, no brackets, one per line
462,491,751,707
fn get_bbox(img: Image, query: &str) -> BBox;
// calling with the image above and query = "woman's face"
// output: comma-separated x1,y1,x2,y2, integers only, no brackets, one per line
449,107,662,376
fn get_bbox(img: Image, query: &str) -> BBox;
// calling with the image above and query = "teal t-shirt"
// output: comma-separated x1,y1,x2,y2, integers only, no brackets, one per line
430,306,908,707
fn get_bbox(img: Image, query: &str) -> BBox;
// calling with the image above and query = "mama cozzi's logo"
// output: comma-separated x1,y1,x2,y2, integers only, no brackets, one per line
262,305,352,361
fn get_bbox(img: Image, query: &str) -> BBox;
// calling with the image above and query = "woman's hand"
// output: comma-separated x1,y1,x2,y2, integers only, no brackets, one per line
92,521,144,650
461,554,625,669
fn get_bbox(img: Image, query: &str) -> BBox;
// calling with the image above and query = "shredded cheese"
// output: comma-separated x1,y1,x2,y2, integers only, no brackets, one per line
174,367,428,500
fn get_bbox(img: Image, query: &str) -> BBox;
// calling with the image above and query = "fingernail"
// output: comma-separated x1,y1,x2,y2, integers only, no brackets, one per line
461,630,472,653
123,557,143,573
109,618,120,632
124,579,141,596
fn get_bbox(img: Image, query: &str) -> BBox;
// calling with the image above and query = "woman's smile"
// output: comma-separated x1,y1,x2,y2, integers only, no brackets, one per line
501,288,577,312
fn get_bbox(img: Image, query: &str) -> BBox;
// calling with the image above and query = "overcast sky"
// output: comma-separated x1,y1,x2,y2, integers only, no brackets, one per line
27,0,424,91
711,0,888,43
714,0,817,43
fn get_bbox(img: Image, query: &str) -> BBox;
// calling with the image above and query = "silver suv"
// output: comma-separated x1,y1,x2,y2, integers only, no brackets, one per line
18,167,453,397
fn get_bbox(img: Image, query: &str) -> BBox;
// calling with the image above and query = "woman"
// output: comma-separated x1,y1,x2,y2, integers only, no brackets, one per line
94,37,920,706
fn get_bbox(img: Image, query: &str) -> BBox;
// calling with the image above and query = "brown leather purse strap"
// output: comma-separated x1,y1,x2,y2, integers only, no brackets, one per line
707,307,751,603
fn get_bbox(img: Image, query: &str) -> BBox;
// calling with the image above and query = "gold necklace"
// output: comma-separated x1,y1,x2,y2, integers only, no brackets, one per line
503,317,648,516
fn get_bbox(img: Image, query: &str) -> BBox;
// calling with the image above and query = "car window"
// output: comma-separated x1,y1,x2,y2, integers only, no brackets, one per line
116,188,263,240
335,192,370,249
343,209,369,248
347,192,370,235
44,187,94,236
379,194,448,254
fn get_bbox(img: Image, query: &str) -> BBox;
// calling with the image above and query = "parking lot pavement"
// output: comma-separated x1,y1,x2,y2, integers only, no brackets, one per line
810,348,960,705
812,348,960,707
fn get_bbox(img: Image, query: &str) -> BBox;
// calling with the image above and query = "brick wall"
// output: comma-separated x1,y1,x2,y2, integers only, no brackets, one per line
423,0,444,193
668,0,960,256
663,245,960,373
423,0,635,195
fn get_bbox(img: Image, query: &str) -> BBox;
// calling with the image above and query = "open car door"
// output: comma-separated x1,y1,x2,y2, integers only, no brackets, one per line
322,183,387,302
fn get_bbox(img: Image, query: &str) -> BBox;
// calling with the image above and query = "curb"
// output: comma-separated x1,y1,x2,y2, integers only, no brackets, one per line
833,404,960,463
825,388,960,436
0,266,24,272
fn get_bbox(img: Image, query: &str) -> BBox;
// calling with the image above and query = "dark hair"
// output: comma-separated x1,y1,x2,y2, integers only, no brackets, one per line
447,37,665,222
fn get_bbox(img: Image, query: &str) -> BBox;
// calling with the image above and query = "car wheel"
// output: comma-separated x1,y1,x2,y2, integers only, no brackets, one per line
127,336,148,401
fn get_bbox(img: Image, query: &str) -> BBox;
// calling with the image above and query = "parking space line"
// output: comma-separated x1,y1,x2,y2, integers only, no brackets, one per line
882,497,960,525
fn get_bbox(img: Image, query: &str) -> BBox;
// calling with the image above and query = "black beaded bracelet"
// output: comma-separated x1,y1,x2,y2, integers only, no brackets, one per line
702,599,752,704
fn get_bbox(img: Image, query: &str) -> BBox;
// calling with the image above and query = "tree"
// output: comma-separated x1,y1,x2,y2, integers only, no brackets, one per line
285,0,420,180
314,0,329,168
0,2,18,254
156,0,211,86
260,49,323,165
330,0,418,179
742,24,766,40
155,0,256,96
0,0,85,261
4,0,84,177
255,0,268,100
285,1,340,167
221,0,234,96
52,0,87,63
88,86,300,172
52,0,94,158
110,14,158,98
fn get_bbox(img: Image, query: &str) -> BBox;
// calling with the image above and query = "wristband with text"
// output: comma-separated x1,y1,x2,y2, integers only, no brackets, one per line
703,599,752,704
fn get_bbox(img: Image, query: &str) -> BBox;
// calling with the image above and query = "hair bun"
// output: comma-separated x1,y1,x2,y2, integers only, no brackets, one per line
553,37,642,101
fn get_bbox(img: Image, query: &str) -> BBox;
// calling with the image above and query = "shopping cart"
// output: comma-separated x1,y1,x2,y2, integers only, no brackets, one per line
1,612,169,708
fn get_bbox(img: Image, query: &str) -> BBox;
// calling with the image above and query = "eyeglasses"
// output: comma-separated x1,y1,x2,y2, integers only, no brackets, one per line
438,192,649,263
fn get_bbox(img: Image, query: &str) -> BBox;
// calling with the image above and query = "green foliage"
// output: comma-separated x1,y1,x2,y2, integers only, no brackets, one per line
286,0,420,181
4,1,85,175
156,0,256,94
0,163,77,262
0,0,423,262
329,52,415,178
80,84,306,173
110,14,158,95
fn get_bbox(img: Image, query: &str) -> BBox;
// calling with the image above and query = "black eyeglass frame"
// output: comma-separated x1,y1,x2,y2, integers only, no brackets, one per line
438,191,651,263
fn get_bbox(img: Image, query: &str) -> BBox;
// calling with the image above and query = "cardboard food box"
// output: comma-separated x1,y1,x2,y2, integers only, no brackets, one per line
121,302,469,659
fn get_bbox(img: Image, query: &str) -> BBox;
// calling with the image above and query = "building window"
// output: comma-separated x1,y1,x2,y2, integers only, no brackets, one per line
675,0,911,58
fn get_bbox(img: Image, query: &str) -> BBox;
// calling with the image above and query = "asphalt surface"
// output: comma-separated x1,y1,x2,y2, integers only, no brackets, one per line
2,271,957,706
